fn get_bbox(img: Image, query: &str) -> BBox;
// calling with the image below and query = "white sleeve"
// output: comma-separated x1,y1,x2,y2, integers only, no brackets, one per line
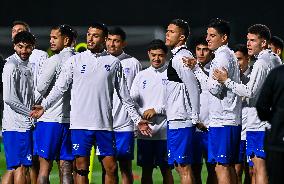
224,60,266,98
2,63,31,116
37,58,57,95
172,55,200,123
130,61,142,87
115,62,142,125
130,73,143,115
41,57,73,110
208,53,228,97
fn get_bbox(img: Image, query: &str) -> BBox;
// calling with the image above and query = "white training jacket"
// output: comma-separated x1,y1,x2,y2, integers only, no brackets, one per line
192,61,211,129
166,45,200,129
208,45,242,127
29,49,48,101
224,49,282,131
241,67,251,140
41,50,142,130
112,52,142,131
131,65,168,140
2,53,34,131
37,47,75,123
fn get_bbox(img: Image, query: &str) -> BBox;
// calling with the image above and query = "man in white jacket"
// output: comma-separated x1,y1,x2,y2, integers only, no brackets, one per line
35,24,77,184
213,24,281,184
205,18,242,184
99,27,142,184
131,39,173,184
11,20,49,184
2,31,35,184
30,23,151,184
165,19,200,184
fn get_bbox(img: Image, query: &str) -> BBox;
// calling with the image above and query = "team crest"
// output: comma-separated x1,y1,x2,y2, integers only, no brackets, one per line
124,68,130,75
105,65,111,71
162,79,168,85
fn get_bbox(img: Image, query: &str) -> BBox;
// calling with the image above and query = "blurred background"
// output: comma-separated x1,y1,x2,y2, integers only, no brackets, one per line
1,0,283,63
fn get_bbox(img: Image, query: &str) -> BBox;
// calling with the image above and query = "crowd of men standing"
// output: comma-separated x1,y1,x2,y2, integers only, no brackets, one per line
1,18,284,184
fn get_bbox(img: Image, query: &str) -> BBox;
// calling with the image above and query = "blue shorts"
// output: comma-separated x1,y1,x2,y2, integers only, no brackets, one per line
167,127,195,165
246,131,266,159
35,122,74,161
137,139,168,167
192,131,208,164
114,131,134,160
237,140,246,163
72,129,115,157
208,126,241,164
3,131,33,170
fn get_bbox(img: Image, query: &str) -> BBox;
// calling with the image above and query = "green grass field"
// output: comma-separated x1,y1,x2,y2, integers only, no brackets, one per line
0,140,208,183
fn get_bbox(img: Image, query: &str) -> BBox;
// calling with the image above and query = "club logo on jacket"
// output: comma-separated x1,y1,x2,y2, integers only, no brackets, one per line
162,79,168,85
105,65,111,71
81,65,86,73
124,68,130,75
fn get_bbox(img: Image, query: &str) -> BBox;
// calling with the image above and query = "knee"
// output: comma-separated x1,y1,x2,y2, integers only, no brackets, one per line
104,161,117,174
175,164,190,176
215,164,230,172
75,158,89,170
60,161,73,173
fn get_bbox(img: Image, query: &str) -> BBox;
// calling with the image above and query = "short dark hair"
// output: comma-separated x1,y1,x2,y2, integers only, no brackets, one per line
90,22,108,37
108,27,126,41
233,44,248,55
195,35,208,47
248,24,271,41
12,20,30,32
169,19,190,39
51,24,77,45
208,18,230,37
13,31,36,45
147,39,168,53
270,36,284,50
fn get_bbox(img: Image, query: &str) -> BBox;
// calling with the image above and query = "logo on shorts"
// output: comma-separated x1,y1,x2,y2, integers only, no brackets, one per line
27,154,32,161
142,80,147,89
81,65,87,73
73,144,80,150
105,65,111,71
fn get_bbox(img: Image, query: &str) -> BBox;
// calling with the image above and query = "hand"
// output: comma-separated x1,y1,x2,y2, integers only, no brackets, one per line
182,57,197,69
137,119,152,137
196,122,208,132
30,105,44,119
143,108,156,120
212,67,228,84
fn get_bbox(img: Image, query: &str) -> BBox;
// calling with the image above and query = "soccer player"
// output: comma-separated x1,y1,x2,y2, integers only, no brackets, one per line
205,18,242,184
2,31,36,184
165,19,200,184
100,27,142,184
30,22,151,184
11,20,49,184
183,35,216,184
213,24,282,184
131,39,173,184
233,44,253,184
35,24,77,184
268,35,283,60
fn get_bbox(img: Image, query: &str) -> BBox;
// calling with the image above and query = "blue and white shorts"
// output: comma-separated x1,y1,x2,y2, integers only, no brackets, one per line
35,122,74,161
3,130,33,170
